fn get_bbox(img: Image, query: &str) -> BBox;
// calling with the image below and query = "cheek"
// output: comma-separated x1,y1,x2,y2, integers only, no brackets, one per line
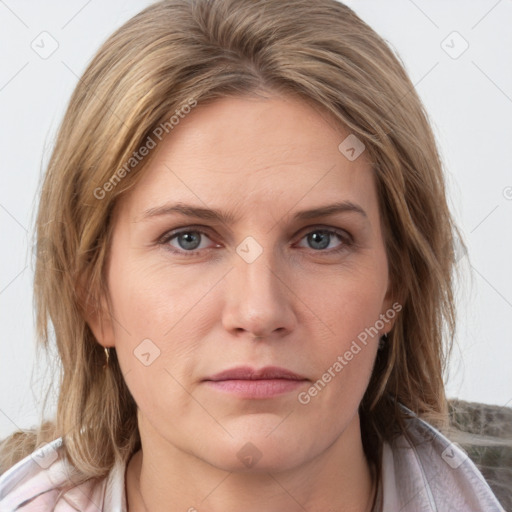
106,258,215,401
302,259,388,341
296,291,382,426
107,255,201,339
296,258,388,393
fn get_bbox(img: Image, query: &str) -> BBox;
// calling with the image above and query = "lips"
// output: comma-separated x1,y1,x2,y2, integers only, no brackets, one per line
205,365,308,382
203,365,308,399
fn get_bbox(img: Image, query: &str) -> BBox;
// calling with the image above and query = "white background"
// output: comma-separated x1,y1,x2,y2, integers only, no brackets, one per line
1,0,511,439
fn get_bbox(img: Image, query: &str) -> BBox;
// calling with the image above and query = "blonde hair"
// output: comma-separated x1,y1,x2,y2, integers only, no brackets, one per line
1,0,459,485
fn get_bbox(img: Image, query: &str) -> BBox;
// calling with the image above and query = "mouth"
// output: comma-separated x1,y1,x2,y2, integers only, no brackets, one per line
203,365,309,399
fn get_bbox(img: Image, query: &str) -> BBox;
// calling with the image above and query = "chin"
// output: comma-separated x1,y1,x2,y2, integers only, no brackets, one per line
199,432,314,474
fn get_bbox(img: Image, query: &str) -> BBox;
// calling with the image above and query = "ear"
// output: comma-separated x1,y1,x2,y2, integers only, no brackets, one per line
76,277,115,348
379,283,402,335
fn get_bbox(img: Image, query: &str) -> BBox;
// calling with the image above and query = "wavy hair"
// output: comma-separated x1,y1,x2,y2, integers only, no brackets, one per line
1,0,460,486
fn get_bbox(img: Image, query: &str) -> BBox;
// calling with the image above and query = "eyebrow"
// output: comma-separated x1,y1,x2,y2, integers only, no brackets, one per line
138,201,367,224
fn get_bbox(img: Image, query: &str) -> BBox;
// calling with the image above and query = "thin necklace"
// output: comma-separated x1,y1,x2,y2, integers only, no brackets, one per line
127,452,150,512
131,461,380,512
135,469,150,512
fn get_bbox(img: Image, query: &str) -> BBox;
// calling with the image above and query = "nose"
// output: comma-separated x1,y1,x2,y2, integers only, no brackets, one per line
221,244,297,341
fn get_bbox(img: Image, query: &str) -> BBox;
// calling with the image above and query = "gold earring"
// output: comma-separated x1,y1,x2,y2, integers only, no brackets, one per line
103,347,110,369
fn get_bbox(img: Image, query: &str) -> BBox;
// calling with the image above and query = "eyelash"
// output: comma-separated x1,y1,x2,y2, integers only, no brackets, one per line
157,225,354,256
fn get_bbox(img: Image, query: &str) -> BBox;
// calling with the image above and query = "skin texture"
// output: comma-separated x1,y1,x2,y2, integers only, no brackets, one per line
87,93,396,512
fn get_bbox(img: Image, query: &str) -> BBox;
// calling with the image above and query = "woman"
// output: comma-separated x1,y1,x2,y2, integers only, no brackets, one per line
0,0,505,510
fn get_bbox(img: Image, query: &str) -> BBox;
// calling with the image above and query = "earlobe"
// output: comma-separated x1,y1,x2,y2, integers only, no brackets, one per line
380,281,402,335
380,298,402,335
76,279,115,348
87,306,116,348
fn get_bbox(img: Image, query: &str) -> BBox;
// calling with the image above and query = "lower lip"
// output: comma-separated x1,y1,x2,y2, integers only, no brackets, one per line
204,379,307,399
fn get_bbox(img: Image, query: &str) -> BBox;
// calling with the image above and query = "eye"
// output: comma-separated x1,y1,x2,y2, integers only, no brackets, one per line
159,228,218,254
296,228,351,253
158,226,352,256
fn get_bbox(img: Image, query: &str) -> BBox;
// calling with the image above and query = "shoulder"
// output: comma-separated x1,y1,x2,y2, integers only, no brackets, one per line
380,403,506,512
0,437,125,511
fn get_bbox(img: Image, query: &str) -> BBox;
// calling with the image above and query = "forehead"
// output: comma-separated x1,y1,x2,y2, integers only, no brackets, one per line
120,94,378,222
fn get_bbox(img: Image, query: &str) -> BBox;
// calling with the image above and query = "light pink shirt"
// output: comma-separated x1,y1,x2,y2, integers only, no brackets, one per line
0,408,505,511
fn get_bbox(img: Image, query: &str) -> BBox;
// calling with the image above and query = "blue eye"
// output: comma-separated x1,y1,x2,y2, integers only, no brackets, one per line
173,231,202,250
159,227,352,255
162,229,215,253
298,229,346,251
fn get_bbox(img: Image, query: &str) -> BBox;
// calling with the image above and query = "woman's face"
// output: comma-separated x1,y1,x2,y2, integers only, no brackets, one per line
93,93,395,472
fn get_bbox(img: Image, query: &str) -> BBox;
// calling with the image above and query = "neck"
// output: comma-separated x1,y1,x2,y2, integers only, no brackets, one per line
126,413,377,512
